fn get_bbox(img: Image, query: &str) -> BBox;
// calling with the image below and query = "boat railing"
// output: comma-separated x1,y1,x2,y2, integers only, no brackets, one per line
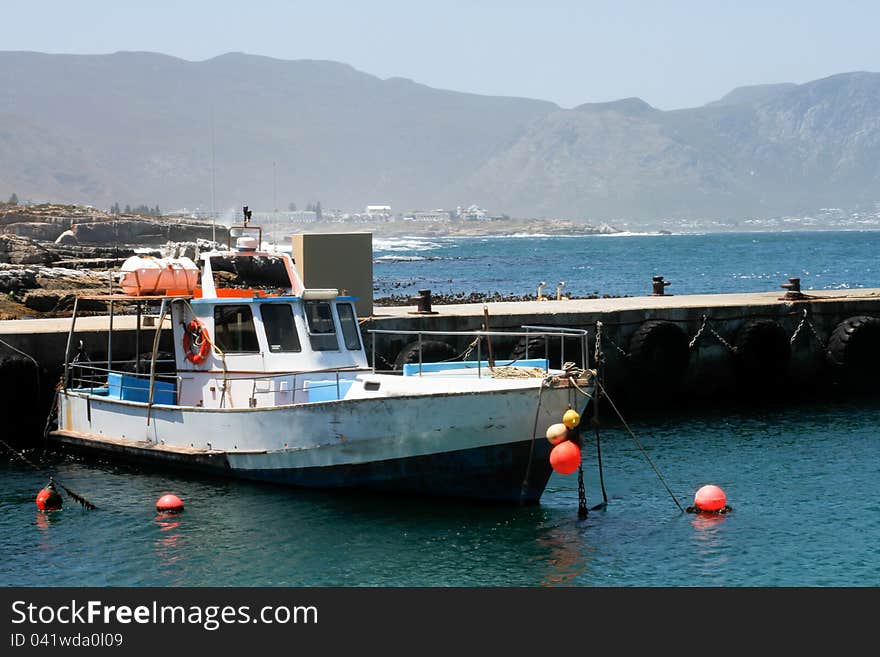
66,361,373,407
67,361,179,400
366,327,590,376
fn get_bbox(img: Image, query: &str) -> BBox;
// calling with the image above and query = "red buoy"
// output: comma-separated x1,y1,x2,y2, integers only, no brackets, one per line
36,481,63,511
694,484,727,512
156,494,184,513
550,440,581,475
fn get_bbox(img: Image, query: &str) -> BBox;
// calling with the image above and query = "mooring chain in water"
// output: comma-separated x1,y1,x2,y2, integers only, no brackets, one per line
0,437,97,510
595,379,684,513
577,463,588,518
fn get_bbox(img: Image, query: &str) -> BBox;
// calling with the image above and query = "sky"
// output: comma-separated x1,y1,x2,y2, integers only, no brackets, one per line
4,0,880,110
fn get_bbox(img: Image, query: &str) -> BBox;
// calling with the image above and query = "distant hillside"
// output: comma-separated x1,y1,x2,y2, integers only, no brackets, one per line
704,83,797,107
1,52,879,222
0,51,554,216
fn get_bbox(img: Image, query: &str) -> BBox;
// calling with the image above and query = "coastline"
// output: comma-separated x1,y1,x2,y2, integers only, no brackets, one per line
273,217,621,238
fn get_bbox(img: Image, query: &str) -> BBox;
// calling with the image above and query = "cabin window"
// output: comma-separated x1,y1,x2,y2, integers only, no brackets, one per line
260,304,302,353
213,304,260,353
337,303,362,351
304,301,339,351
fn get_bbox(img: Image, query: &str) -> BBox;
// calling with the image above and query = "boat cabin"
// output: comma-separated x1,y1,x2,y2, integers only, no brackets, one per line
172,236,368,408
65,229,370,411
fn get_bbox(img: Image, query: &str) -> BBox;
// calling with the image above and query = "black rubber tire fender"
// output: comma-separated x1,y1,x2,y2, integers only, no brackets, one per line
393,340,459,371
734,319,790,380
826,315,880,386
508,335,547,361
627,320,690,382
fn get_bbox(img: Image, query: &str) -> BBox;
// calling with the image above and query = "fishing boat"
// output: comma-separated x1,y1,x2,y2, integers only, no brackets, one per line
49,218,595,504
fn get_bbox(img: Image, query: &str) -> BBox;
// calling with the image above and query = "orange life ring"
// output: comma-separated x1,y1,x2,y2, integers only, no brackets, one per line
182,319,211,365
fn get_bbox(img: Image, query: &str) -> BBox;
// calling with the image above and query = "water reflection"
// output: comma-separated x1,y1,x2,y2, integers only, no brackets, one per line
153,513,184,567
689,511,729,533
535,521,591,586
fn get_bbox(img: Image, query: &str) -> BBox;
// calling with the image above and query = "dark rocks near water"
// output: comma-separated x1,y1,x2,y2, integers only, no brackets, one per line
0,234,59,265
373,291,624,306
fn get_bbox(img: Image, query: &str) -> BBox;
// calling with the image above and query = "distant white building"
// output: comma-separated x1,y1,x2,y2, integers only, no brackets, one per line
458,204,488,221
366,205,392,220
411,209,450,222
287,210,318,223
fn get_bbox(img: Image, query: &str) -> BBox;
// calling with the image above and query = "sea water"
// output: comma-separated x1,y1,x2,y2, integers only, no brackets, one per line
371,229,879,299
2,231,879,587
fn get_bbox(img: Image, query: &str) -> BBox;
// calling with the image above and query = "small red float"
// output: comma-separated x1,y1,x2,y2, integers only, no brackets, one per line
694,484,727,512
36,480,63,511
156,494,184,513
549,440,581,475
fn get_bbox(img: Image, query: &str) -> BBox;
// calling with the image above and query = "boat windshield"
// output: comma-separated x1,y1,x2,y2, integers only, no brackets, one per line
260,303,302,353
337,303,362,350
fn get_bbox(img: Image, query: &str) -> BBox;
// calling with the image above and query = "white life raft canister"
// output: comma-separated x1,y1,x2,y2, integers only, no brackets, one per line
119,256,199,296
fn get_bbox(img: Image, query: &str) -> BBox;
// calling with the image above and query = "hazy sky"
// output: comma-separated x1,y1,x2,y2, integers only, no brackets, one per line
4,1,879,109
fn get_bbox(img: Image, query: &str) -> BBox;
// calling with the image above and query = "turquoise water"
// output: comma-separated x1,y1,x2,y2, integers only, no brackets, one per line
2,230,880,587
2,396,879,587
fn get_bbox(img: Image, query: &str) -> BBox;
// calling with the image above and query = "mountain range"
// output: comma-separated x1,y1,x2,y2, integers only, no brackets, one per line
1,51,878,223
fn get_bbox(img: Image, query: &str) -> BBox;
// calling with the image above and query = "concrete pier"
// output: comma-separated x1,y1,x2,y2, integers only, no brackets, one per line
364,287,880,404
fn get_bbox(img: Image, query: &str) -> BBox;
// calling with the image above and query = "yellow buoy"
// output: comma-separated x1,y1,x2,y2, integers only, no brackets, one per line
545,423,569,445
562,409,580,429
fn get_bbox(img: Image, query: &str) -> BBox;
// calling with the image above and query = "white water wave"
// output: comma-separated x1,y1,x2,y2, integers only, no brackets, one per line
372,237,447,252
375,255,432,262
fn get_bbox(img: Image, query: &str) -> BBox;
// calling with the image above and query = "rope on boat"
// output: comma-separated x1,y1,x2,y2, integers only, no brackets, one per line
490,365,547,378
595,378,684,513
593,416,609,509
0,437,97,510
520,374,550,504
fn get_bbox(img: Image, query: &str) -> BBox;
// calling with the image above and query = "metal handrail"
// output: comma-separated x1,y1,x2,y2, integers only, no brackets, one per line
366,328,588,338
67,362,360,407
366,326,590,374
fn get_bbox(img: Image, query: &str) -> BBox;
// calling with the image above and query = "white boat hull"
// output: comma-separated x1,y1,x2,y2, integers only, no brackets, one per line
53,375,587,504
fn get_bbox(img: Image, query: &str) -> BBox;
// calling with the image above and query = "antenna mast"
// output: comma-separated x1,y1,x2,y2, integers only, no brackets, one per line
211,107,217,243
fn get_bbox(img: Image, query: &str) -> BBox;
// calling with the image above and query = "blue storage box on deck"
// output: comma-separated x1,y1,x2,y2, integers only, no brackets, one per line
303,379,353,402
402,358,549,376
107,372,176,405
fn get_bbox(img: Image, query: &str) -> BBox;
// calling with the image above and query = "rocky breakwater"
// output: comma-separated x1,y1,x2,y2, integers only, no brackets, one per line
1,203,229,245
0,234,111,317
